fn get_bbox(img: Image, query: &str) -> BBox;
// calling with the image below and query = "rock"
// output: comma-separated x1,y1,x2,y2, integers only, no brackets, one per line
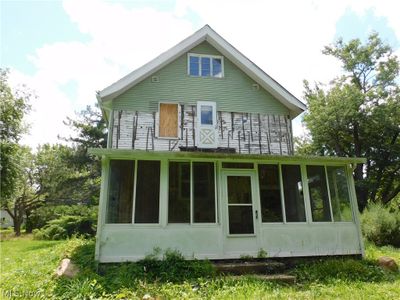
55,258,80,278
142,294,154,300
377,256,399,272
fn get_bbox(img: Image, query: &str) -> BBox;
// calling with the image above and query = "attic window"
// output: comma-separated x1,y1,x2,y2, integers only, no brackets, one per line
188,54,224,78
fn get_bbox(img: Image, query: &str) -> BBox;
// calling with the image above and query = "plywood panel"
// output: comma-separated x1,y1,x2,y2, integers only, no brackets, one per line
159,103,178,138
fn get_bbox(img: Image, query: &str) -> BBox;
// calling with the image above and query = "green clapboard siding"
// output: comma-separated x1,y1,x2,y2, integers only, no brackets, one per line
112,42,289,115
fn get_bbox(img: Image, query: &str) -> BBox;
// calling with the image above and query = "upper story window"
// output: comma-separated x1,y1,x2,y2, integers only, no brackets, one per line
188,54,224,78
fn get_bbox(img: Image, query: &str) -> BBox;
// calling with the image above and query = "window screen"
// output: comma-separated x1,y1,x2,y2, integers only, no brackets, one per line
193,162,216,223
282,165,306,222
134,160,160,223
307,166,332,222
168,162,190,223
106,160,134,223
258,164,283,222
327,166,353,221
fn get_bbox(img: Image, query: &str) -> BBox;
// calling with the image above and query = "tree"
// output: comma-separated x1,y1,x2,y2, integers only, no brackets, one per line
0,69,31,200
59,105,107,205
302,33,400,211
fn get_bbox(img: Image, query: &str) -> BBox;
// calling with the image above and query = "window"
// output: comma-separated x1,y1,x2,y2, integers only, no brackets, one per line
134,160,161,223
159,103,178,138
227,176,254,234
258,164,283,222
193,162,216,222
200,105,213,125
168,162,190,223
307,166,332,222
327,166,353,221
106,160,135,223
168,161,216,223
188,54,223,78
282,165,306,222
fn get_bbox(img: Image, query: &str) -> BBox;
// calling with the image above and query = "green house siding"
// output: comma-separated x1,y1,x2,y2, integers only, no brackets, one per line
112,42,289,115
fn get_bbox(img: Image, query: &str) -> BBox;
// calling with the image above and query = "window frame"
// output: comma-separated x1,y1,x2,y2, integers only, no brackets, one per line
157,102,180,139
187,53,224,78
167,160,218,225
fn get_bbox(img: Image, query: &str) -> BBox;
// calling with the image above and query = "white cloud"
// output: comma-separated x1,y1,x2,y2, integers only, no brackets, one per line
7,0,400,147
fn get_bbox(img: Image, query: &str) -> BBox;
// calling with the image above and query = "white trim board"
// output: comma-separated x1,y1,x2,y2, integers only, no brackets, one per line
98,25,306,118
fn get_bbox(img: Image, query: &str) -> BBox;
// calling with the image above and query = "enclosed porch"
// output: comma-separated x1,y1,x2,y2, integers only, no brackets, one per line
89,149,365,262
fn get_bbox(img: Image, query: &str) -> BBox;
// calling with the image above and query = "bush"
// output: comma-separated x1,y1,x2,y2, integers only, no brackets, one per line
28,205,97,230
34,215,96,240
361,203,400,247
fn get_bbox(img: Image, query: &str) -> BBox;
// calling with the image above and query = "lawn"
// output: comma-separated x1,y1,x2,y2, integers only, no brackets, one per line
0,233,399,299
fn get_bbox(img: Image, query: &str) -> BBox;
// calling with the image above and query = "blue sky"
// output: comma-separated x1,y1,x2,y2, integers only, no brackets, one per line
1,0,399,147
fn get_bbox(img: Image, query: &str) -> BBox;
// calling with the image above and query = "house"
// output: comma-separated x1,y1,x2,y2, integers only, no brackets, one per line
0,210,13,229
90,25,365,262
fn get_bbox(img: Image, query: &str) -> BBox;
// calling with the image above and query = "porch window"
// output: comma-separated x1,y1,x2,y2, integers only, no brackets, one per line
327,166,352,221
106,160,135,223
168,162,190,223
258,164,283,222
193,162,216,222
307,166,332,222
134,160,161,223
282,165,306,222
159,103,178,138
168,161,216,223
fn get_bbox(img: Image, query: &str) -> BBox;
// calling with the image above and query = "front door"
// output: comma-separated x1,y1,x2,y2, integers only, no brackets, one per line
221,170,260,257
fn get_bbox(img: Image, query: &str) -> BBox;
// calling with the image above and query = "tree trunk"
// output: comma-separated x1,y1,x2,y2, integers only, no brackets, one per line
14,218,21,236
25,210,33,234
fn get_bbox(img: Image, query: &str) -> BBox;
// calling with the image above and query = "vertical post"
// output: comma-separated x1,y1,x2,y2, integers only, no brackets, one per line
247,131,251,154
284,116,292,155
219,111,223,139
267,115,271,154
95,156,109,261
238,131,241,154
192,105,196,147
241,113,245,140
278,115,283,155
249,113,253,141
116,110,122,149
180,104,184,139
258,114,262,154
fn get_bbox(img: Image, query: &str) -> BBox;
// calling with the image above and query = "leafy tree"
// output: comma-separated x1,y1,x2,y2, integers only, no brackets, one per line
0,69,31,201
302,33,400,210
59,105,107,205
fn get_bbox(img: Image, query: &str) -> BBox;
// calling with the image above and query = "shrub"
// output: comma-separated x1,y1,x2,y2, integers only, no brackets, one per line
29,205,97,230
361,203,400,247
33,215,96,240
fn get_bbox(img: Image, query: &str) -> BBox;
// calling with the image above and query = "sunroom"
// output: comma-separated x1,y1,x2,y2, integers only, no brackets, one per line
90,149,365,262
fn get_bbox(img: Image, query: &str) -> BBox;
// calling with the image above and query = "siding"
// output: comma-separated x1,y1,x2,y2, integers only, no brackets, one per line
112,42,289,115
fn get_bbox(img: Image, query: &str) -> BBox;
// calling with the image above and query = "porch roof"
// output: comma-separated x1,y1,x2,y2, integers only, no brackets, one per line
88,148,366,165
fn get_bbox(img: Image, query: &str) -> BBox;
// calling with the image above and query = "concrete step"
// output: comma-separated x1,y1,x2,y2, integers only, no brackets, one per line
228,274,296,284
214,261,286,275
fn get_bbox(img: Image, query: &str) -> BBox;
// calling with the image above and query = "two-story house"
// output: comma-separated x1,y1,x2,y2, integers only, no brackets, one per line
90,25,365,262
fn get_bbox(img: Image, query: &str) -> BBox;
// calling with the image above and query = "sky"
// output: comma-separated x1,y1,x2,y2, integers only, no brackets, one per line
1,0,399,148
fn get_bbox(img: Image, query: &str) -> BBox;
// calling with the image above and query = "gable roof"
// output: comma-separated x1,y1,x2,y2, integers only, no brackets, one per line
98,25,307,117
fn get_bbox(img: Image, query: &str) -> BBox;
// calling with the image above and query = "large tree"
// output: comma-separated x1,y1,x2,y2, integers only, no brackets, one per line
0,69,31,201
60,105,107,205
302,33,400,210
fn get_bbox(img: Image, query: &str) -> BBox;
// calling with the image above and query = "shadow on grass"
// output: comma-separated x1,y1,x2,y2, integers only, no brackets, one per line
24,241,62,251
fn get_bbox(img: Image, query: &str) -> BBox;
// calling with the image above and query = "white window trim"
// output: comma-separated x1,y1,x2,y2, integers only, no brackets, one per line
157,102,181,140
187,53,224,78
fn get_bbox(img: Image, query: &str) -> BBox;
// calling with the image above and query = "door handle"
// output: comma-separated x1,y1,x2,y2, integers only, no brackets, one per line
255,210,258,219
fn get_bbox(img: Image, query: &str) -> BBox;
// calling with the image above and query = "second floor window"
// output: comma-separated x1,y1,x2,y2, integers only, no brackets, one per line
188,54,223,78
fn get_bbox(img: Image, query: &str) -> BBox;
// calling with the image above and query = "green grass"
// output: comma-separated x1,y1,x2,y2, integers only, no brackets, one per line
1,235,399,299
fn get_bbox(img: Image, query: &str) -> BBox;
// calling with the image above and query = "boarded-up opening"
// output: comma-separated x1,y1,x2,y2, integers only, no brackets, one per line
159,103,178,138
